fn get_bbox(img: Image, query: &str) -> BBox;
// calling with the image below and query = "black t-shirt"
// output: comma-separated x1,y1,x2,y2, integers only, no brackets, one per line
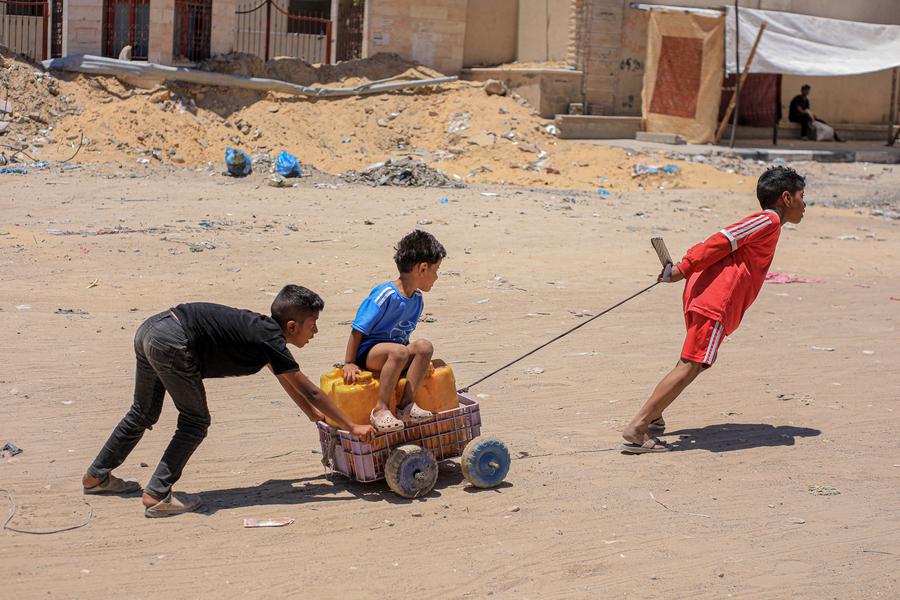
789,95,810,121
171,302,299,378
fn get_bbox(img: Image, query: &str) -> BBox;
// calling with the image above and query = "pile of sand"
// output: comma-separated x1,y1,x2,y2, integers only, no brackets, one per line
0,47,83,155
2,50,739,191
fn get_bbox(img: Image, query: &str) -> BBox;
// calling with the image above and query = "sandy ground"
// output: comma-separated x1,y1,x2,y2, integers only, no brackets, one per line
1,162,899,599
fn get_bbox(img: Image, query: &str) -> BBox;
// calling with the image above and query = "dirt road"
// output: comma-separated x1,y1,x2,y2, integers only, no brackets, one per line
1,164,898,598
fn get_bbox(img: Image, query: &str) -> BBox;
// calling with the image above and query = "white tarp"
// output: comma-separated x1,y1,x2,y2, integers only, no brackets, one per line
725,7,900,76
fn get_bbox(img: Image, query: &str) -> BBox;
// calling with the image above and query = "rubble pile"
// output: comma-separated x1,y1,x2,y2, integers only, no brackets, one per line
0,47,736,191
342,157,462,187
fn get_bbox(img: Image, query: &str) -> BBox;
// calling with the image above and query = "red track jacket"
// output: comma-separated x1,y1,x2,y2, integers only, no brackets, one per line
677,209,782,335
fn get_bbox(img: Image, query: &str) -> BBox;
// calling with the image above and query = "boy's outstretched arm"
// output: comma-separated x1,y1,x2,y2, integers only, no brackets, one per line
342,329,364,383
276,370,375,441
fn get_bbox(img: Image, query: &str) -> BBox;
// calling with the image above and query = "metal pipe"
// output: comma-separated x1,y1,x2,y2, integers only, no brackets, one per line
43,54,458,97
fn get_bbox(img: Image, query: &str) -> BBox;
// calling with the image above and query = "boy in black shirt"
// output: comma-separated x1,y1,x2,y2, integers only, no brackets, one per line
82,285,375,518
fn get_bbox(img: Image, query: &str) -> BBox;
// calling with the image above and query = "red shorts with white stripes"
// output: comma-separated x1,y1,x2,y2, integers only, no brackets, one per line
681,311,725,367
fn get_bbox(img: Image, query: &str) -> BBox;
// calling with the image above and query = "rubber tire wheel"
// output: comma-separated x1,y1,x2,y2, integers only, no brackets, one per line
385,445,438,499
461,436,510,488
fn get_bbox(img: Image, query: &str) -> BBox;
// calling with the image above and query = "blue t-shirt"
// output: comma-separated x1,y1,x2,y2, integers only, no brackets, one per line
352,281,424,357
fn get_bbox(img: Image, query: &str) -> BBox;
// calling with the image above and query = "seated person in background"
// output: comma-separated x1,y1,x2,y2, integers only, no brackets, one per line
789,84,844,142
342,230,446,433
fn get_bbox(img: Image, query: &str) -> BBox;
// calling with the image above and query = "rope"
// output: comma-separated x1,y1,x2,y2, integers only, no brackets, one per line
1,489,94,535
458,281,660,392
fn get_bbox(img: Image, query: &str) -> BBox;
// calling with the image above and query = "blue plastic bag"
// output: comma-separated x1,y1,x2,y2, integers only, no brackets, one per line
225,146,252,177
276,150,301,178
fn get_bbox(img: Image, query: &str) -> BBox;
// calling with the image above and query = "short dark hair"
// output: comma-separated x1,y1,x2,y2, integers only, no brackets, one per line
756,166,805,209
270,284,324,327
393,230,447,273
801,84,811,91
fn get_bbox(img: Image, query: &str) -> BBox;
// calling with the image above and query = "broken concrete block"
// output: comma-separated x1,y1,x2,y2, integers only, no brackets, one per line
483,79,506,96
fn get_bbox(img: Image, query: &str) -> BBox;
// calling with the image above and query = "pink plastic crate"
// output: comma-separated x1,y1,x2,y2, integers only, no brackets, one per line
318,394,482,483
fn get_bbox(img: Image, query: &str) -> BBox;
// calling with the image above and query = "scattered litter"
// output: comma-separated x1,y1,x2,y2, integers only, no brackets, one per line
225,146,252,177
342,158,460,188
524,367,544,375
1,488,94,535
596,189,610,195
188,241,217,252
15,304,31,310
314,183,338,189
765,272,824,284
55,308,88,315
776,393,813,405
890,297,900,302
544,167,560,175
508,506,520,513
243,517,294,528
0,167,27,175
61,400,74,405
268,176,291,188
447,112,471,134
632,163,679,178
86,278,99,289
224,266,241,273
475,298,490,304
1,442,23,457
834,235,861,241
787,517,806,524
480,192,498,197
276,150,302,178
862,350,875,355
810,346,835,352
411,511,424,517
440,197,449,203
808,485,840,496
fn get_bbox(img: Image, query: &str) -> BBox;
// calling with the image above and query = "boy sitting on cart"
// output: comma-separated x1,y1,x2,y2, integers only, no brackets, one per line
340,230,446,433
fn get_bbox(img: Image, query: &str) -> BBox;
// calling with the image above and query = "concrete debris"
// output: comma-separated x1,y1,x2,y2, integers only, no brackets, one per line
483,79,506,96
342,158,463,188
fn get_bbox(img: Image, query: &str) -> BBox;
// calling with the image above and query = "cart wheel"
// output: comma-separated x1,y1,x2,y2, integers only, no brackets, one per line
385,445,438,499
461,436,510,488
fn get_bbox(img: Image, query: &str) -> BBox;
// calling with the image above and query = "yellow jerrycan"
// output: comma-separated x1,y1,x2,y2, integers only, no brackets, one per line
398,360,461,454
319,368,398,428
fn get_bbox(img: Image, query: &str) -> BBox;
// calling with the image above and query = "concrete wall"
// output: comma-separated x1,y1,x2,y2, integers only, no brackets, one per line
517,0,570,62
575,0,900,124
462,0,517,68
462,67,582,117
148,0,174,64
211,0,237,58
64,0,102,56
366,0,467,74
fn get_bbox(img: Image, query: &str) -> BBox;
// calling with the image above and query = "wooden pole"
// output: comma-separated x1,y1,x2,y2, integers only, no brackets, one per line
888,67,898,147
729,0,740,148
715,21,767,145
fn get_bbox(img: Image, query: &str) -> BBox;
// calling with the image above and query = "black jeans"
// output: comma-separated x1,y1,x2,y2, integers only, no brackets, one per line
87,311,209,498
790,113,814,138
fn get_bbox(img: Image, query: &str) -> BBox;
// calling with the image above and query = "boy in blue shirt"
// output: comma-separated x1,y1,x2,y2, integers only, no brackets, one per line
341,230,446,433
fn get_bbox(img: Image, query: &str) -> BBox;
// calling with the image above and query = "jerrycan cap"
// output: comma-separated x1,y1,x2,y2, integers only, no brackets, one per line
356,372,374,384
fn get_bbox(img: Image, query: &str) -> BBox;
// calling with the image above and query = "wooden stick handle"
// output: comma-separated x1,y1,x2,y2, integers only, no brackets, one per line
715,21,768,144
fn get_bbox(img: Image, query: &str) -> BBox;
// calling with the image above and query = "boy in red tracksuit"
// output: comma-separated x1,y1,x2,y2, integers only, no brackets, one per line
622,166,807,453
